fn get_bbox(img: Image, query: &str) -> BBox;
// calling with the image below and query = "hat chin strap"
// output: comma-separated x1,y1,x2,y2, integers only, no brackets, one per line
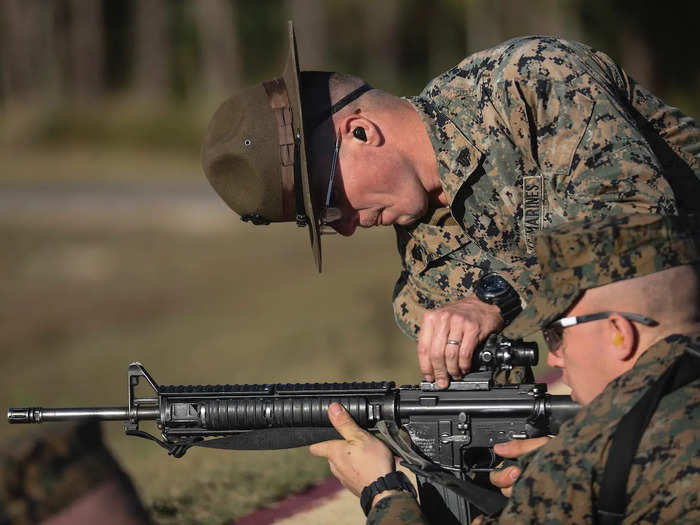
293,132,308,227
257,80,373,226
307,83,373,133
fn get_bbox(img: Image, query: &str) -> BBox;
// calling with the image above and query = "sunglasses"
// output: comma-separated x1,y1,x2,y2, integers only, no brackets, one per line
542,311,659,352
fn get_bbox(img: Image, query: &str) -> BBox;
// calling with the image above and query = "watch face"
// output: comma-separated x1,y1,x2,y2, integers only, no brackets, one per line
480,274,510,296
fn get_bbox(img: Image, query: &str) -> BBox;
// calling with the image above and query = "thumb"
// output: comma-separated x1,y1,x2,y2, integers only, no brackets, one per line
328,403,366,441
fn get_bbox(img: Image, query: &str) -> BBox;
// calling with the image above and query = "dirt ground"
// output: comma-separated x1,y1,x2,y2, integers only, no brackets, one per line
0,145,419,524
0,146,561,524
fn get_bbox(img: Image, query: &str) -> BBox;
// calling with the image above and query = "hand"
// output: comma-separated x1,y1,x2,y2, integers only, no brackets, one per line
418,296,503,388
309,403,396,500
489,437,550,496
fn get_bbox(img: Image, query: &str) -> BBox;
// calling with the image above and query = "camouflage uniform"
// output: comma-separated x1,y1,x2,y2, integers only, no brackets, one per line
478,331,700,524
394,36,700,338
366,332,700,525
367,493,428,525
0,421,149,525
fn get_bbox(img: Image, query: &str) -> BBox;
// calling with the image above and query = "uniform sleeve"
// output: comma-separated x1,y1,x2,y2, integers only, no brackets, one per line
480,439,596,524
517,93,674,221
626,75,700,167
366,493,430,525
561,84,682,220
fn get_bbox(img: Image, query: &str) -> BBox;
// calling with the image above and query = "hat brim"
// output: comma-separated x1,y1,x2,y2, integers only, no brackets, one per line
503,286,581,340
283,21,322,272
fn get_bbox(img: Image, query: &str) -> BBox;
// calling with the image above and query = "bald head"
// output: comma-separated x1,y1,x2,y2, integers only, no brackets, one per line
548,263,700,404
576,263,700,346
301,72,403,140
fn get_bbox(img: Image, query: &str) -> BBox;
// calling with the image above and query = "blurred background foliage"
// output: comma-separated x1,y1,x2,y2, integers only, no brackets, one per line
0,1,698,524
1,0,698,150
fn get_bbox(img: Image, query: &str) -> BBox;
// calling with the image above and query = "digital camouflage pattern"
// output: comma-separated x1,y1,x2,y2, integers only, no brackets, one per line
366,333,700,525
503,214,700,339
0,421,148,525
481,331,700,525
366,492,426,525
393,36,700,339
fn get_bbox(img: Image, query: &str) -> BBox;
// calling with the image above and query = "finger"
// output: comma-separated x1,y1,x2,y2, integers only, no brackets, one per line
417,313,436,381
458,327,479,375
489,466,521,489
329,461,339,479
444,340,461,379
327,403,367,441
494,437,550,458
429,313,451,388
445,319,464,379
309,439,344,458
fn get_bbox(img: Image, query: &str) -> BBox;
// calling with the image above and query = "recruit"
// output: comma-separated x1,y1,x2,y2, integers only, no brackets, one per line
310,214,700,523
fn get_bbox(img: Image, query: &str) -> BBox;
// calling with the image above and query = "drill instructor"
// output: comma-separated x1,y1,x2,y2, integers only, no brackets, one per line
202,23,700,390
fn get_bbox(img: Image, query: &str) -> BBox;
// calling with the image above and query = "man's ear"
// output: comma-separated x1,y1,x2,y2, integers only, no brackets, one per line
339,114,384,147
607,314,637,361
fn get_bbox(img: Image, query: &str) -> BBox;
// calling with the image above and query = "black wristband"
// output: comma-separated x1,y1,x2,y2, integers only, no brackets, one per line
360,471,417,517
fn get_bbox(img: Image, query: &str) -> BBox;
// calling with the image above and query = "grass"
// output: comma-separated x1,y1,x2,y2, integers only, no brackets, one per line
0,147,419,523
0,142,556,523
0,98,214,154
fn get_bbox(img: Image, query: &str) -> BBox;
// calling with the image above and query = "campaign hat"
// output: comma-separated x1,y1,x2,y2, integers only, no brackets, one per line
202,21,371,272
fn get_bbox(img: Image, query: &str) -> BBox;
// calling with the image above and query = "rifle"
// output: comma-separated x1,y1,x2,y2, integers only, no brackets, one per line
8,336,579,524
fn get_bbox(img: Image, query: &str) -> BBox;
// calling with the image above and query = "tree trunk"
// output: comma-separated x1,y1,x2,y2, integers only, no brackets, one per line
195,0,241,94
466,0,583,54
364,0,399,91
620,29,655,90
133,0,170,99
0,0,54,101
66,0,104,100
465,0,503,53
287,0,328,70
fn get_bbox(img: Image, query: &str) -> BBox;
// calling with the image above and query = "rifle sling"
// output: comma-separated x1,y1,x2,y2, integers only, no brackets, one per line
402,462,508,517
597,347,700,525
193,427,343,450
191,425,508,515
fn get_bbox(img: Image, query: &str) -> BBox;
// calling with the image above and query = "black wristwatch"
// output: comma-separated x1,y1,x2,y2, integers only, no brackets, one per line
474,273,522,326
360,471,417,516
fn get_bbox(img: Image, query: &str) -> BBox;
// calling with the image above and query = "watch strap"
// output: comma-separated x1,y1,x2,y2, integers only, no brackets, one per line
360,471,417,516
497,293,522,326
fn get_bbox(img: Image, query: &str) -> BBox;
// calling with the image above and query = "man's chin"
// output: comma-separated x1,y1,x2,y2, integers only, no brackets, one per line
330,222,357,236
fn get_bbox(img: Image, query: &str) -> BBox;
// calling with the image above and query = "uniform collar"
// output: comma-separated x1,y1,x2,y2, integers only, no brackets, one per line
399,208,472,274
407,95,485,208
613,331,700,398
563,331,700,438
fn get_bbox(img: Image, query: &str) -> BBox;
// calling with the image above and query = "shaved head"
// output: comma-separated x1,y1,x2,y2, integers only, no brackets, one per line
576,263,700,344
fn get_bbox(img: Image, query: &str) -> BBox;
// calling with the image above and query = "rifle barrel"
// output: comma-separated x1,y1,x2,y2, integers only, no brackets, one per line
7,407,159,424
